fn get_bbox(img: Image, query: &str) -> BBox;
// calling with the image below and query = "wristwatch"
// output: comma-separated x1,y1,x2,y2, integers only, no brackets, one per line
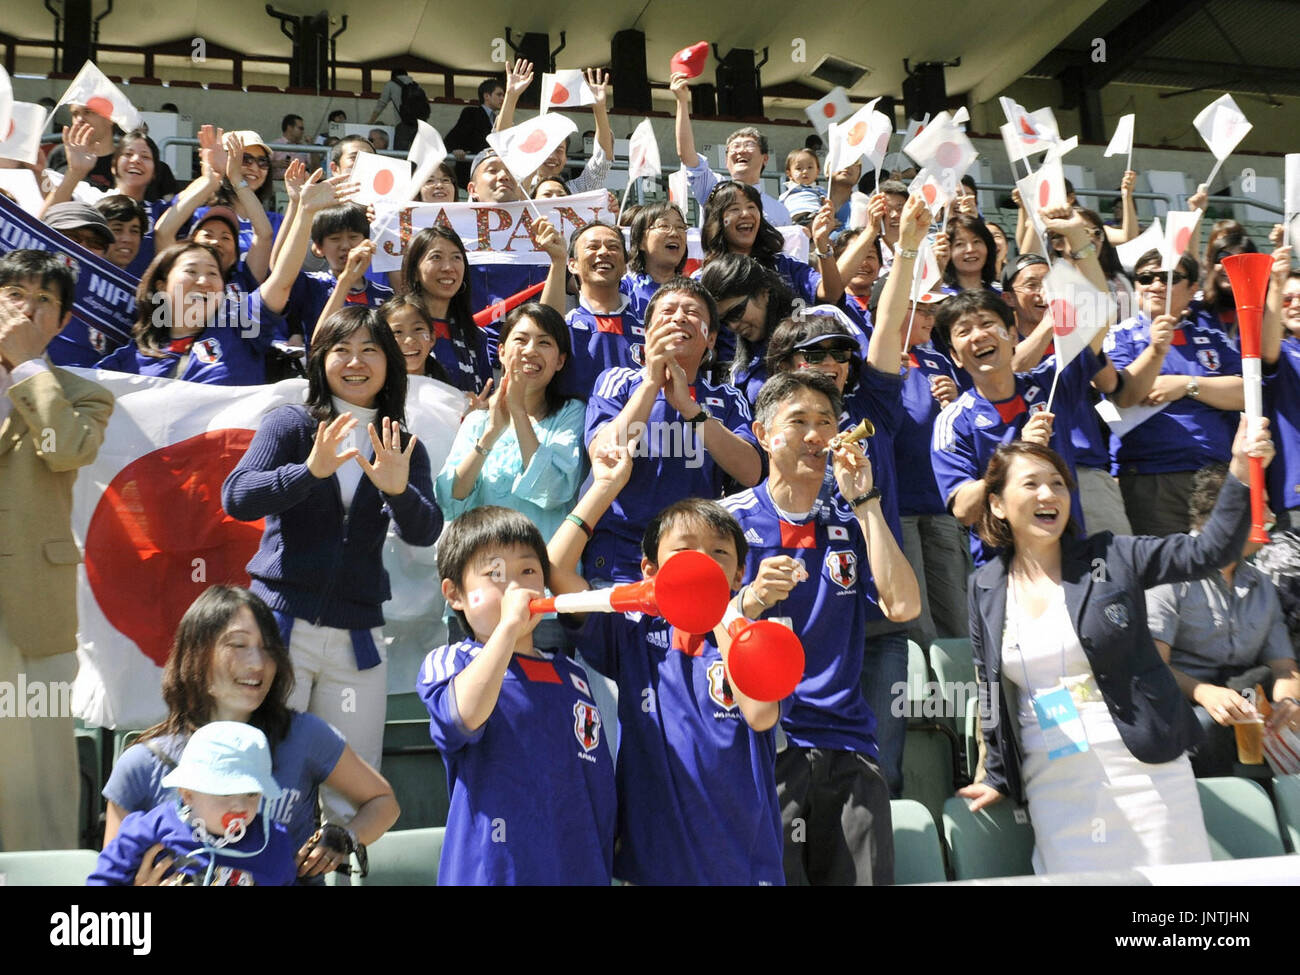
813,245,833,260
1185,377,1200,399
1072,241,1097,260
849,486,882,509
684,404,712,427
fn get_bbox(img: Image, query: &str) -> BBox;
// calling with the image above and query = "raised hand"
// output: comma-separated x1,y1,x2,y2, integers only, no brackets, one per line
1228,414,1274,484
1020,410,1054,446
591,442,633,489
669,71,691,103
931,231,950,272
930,374,959,407
746,555,805,615
306,414,361,478
534,216,566,263
585,68,609,107
223,132,247,187
61,121,99,176
339,240,375,288
462,377,494,417
832,439,873,501
1148,314,1176,355
506,59,534,96
300,169,360,212
201,125,228,180
811,201,835,255
899,194,930,252
1188,183,1209,213
358,417,417,496
283,158,309,203
1120,170,1137,196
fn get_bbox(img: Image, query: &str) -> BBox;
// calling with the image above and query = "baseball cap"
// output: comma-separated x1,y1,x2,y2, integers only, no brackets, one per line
470,148,502,181
44,202,114,248
226,130,272,155
161,721,283,799
192,205,241,241
671,42,709,80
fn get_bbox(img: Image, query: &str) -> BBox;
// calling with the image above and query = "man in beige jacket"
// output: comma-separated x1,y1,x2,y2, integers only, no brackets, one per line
0,249,114,850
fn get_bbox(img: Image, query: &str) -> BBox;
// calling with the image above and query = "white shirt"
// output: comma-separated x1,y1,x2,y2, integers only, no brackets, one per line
330,397,379,510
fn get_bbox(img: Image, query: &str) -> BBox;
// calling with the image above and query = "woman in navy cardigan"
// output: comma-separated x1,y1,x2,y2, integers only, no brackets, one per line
958,416,1274,873
222,305,441,823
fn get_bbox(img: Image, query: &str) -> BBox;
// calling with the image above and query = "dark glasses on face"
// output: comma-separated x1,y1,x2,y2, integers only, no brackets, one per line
1135,271,1190,286
799,347,853,364
242,154,270,170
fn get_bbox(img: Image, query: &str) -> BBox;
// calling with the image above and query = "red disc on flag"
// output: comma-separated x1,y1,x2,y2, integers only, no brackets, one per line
85,96,115,120
1019,116,1037,142
822,103,837,119
1038,179,1050,208
84,430,265,666
1049,298,1077,335
1174,227,1192,255
935,142,962,168
847,121,867,146
551,83,569,105
873,132,890,156
519,129,549,153
373,170,394,196
4,119,13,140
921,183,938,206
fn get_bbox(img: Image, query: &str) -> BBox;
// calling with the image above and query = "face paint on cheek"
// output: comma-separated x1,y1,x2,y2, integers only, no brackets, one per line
467,589,488,609
771,433,787,449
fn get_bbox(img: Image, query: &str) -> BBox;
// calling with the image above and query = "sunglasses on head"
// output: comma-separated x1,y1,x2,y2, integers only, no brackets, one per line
799,346,854,364
242,153,270,170
1135,271,1190,286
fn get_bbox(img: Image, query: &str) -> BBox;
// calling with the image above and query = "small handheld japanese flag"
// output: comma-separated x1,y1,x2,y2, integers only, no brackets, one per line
1043,258,1116,371
351,152,412,204
1161,209,1201,269
407,119,448,200
0,66,12,144
1016,154,1068,214
832,98,885,169
1104,114,1135,159
626,118,661,183
900,114,929,143
668,167,691,217
54,61,140,131
998,99,1059,161
910,167,955,215
540,70,595,115
0,101,46,164
805,87,852,135
488,113,577,182
903,113,978,181
1194,94,1252,160
1116,218,1163,274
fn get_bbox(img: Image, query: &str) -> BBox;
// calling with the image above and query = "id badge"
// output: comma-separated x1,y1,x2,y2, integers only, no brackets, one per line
1032,685,1089,760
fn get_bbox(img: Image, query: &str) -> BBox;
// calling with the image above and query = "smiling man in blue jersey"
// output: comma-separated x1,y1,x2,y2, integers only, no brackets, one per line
930,207,1114,566
1105,248,1244,536
585,278,762,584
722,369,920,885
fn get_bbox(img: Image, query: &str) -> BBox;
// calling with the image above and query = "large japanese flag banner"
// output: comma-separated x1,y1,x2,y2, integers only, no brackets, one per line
68,371,464,729
368,189,615,273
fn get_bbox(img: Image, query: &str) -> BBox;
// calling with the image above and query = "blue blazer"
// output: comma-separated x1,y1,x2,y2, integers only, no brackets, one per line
969,474,1252,805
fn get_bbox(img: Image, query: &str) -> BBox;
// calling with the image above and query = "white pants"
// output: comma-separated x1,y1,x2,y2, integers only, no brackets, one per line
285,619,387,826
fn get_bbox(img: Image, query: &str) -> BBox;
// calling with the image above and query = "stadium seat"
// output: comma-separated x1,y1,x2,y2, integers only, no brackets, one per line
901,723,959,826
0,849,100,885
1196,777,1286,860
942,795,1034,880
890,799,947,884
356,827,444,886
1273,775,1300,854
929,638,975,724
381,719,451,830
386,691,427,721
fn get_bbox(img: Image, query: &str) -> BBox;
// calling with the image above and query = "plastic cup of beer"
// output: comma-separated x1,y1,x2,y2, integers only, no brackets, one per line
1232,715,1266,765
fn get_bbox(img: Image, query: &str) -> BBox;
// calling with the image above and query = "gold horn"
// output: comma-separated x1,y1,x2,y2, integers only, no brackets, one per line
835,419,875,445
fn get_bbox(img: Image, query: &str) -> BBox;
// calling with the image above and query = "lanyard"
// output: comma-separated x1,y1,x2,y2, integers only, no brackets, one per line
1006,573,1068,706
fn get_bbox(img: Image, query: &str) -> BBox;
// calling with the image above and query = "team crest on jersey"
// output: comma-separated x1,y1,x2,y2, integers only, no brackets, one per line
707,660,738,711
1028,401,1048,416
573,701,601,752
1197,349,1221,372
209,866,253,886
631,343,645,367
193,338,223,364
826,549,858,589
88,327,107,354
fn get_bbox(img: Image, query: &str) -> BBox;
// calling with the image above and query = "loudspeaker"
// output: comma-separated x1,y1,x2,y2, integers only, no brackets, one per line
903,63,946,120
514,32,551,108
610,30,651,113
715,49,762,119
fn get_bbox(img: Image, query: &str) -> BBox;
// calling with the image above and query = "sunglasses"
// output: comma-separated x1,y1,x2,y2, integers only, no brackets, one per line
1135,271,1190,286
799,347,854,364
242,154,270,170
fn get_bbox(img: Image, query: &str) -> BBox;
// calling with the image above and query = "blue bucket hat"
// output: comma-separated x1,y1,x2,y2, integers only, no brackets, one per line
161,721,283,799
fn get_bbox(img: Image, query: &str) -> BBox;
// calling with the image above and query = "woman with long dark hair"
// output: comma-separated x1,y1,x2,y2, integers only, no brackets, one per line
623,201,689,320
222,306,441,824
102,584,399,883
699,253,792,404
959,422,1274,873
942,212,999,293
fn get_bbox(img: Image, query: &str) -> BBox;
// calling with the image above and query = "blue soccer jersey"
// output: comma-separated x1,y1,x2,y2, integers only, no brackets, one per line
1264,336,1300,513
1105,307,1241,475
722,483,880,755
429,317,494,394
559,296,646,400
840,365,905,543
619,270,663,323
897,344,959,516
469,264,549,369
584,367,760,582
282,270,392,344
840,292,874,336
574,612,784,885
930,351,1097,565
417,639,616,885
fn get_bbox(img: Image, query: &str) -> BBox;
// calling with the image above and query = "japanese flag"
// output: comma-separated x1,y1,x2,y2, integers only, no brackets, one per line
1115,217,1163,274
0,66,11,144
53,60,140,132
0,167,43,214
827,525,849,541
0,101,46,164
540,70,595,115
1104,114,1135,158
1161,209,1202,269
903,112,978,181
407,119,448,200
67,371,464,729
626,118,661,183
916,237,942,294
1016,154,1068,214
805,87,852,135
900,114,930,143
831,99,883,167
1043,258,1116,370
910,167,956,215
1193,93,1252,160
668,167,691,218
998,99,1059,161
488,113,577,182
351,151,412,204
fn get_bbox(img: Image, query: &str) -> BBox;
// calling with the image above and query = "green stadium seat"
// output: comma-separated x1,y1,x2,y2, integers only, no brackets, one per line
1196,777,1286,860
0,849,100,885
1273,775,1300,854
942,795,1034,879
906,640,932,712
381,719,451,830
901,723,959,826
930,638,979,780
890,799,947,884
386,691,427,722
356,827,444,886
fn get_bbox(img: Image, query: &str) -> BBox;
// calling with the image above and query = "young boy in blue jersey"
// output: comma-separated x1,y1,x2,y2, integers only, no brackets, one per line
585,278,763,583
419,505,616,885
722,369,920,885
89,721,297,886
546,446,797,885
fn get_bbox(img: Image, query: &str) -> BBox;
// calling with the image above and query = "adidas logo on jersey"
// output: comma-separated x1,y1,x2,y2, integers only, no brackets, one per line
744,528,764,544
646,628,670,649
975,413,996,428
